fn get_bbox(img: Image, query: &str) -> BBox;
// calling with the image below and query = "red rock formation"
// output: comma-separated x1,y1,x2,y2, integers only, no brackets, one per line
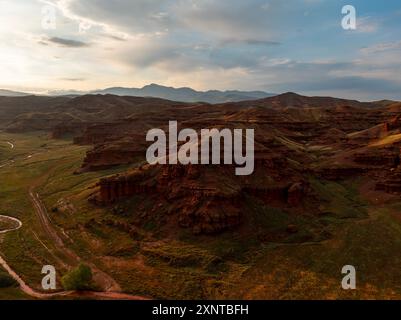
59,93,401,234
287,182,307,207
376,167,401,194
354,148,400,167
316,167,366,181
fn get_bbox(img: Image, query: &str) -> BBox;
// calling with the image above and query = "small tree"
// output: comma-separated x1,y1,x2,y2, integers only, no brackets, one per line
0,274,17,288
61,264,93,291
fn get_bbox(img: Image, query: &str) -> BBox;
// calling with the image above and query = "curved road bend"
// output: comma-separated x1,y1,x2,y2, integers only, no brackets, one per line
0,141,15,168
0,215,69,299
0,215,21,234
29,188,125,291
0,214,148,300
0,141,148,300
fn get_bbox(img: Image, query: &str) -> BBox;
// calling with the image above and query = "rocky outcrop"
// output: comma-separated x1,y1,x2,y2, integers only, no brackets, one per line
89,166,243,234
376,168,401,194
89,154,311,234
244,181,308,207
178,194,242,234
81,146,145,171
244,186,287,204
354,148,400,167
316,167,366,181
287,182,307,206
387,115,401,130
55,93,400,236
90,170,155,204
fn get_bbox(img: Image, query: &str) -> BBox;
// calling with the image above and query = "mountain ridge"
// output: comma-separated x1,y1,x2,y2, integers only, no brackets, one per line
0,84,275,103
89,83,275,103
0,89,31,97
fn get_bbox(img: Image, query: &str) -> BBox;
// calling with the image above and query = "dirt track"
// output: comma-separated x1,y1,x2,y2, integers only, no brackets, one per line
0,191,148,300
0,141,149,300
0,215,22,234
29,187,122,292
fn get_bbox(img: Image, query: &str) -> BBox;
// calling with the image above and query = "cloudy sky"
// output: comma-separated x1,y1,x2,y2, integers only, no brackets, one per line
1,0,401,100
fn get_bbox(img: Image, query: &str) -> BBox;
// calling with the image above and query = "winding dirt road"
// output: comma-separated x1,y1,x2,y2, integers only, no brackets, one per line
0,141,15,168
29,188,122,292
0,196,148,300
0,215,21,234
0,215,70,298
0,141,149,300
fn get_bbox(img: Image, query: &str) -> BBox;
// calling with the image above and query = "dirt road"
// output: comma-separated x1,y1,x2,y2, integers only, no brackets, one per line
29,188,122,292
0,215,22,234
0,140,149,300
0,196,148,300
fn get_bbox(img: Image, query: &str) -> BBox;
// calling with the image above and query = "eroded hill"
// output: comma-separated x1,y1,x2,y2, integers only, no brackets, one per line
3,93,401,299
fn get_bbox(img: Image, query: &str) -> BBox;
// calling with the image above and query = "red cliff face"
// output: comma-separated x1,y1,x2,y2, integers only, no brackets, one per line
354,148,400,167
96,175,156,204
72,93,390,174
90,165,244,234
64,93,401,235
89,155,310,234
376,163,401,194
80,146,145,172
287,182,308,207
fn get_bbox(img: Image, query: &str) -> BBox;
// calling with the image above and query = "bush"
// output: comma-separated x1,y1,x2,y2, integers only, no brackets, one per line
0,274,17,288
61,264,93,291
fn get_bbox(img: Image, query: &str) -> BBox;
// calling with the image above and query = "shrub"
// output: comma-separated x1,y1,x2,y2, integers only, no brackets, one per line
61,264,93,291
0,274,17,288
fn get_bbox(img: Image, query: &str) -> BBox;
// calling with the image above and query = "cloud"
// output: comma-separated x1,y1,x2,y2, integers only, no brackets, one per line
54,0,301,42
355,16,380,33
2,0,401,100
285,75,401,93
100,33,128,42
255,59,401,100
360,40,401,54
56,0,173,35
60,77,86,81
113,38,272,72
219,38,281,47
43,37,90,48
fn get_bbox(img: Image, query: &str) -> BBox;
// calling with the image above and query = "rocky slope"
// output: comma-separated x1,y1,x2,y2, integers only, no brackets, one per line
3,92,401,235
81,94,401,234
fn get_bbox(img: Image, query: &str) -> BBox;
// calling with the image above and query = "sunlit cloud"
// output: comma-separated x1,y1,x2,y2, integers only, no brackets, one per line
0,0,400,100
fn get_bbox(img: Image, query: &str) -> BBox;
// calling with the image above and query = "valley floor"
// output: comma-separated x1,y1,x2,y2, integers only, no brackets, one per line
1,132,401,299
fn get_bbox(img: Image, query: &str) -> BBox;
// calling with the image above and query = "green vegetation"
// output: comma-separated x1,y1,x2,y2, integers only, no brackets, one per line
61,264,93,291
0,269,27,300
2,131,401,300
0,271,17,288
142,243,226,272
309,177,367,219
0,287,30,300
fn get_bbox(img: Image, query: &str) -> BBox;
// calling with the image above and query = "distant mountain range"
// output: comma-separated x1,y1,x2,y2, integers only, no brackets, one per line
89,84,275,103
0,84,275,103
0,89,31,97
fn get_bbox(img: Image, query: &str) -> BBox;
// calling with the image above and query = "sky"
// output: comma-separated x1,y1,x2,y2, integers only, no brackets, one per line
0,0,401,100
